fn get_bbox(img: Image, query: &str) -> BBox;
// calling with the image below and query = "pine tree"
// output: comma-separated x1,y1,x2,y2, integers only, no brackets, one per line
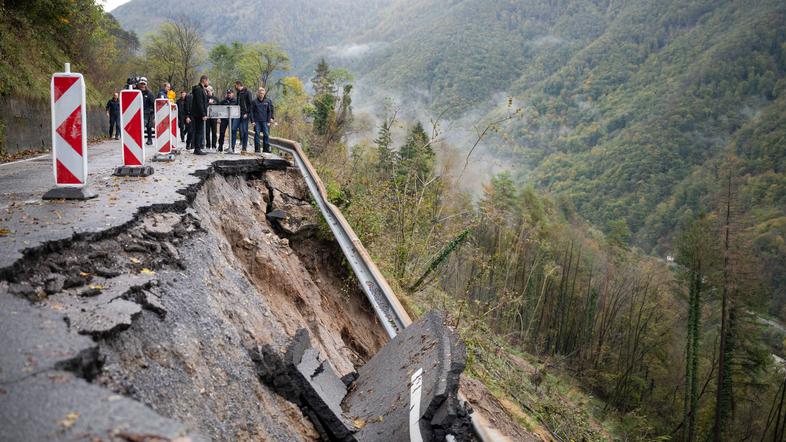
397,121,434,184
678,216,712,442
311,58,333,96
374,118,394,174
713,170,736,441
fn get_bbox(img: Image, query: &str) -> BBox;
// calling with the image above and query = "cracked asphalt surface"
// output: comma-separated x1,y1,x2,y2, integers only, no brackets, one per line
0,141,270,270
0,141,291,441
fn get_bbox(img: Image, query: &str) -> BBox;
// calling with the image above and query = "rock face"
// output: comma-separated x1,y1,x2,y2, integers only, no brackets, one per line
264,168,320,237
1,164,388,441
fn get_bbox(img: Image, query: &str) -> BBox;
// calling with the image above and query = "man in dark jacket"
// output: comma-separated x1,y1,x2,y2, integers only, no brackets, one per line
138,78,155,145
105,92,120,140
251,86,275,153
176,91,188,143
184,92,194,149
186,75,209,155
218,89,237,152
234,80,252,152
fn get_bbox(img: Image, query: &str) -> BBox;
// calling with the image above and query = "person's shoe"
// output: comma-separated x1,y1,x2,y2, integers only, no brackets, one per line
254,149,261,154
193,149,207,156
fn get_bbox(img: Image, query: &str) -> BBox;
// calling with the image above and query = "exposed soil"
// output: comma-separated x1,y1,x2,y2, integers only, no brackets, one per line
2,165,388,440
460,375,544,442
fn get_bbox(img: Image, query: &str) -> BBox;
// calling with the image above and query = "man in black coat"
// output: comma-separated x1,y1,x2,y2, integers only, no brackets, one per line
176,91,188,143
234,80,252,152
184,92,194,149
218,89,237,152
105,92,120,140
187,75,209,155
250,86,275,153
137,78,155,146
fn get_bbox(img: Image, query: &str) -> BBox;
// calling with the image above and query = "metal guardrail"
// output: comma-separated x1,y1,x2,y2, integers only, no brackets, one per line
270,138,412,338
270,137,503,442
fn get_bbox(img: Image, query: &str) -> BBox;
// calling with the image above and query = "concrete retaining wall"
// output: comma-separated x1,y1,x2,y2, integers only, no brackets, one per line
0,96,109,155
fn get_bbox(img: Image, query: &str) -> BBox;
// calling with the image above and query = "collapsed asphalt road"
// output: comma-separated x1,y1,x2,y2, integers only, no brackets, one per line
0,141,475,441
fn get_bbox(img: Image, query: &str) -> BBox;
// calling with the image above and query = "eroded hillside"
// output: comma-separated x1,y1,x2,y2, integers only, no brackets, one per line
0,161,390,440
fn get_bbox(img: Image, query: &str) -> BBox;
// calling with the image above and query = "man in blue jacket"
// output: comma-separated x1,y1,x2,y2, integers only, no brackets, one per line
250,86,275,153
105,92,120,140
234,80,252,152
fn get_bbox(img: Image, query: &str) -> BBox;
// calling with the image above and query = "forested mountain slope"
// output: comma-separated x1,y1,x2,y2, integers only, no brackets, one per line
114,0,786,317
339,0,786,318
112,0,387,67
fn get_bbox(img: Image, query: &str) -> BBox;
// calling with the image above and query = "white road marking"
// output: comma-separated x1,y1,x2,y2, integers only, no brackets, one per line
0,154,49,167
409,368,424,442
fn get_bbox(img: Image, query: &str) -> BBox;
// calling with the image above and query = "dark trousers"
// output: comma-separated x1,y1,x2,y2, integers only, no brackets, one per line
193,118,205,151
179,120,187,142
144,113,154,144
218,119,229,150
253,120,270,152
108,115,119,138
205,119,217,148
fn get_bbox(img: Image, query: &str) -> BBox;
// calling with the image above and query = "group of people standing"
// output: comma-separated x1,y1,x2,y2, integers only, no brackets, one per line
107,75,275,156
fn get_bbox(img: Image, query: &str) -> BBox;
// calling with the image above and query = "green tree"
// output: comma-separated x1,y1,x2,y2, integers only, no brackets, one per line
238,42,291,88
677,215,715,442
208,41,243,94
309,60,354,146
397,121,434,185
311,58,334,96
374,115,395,175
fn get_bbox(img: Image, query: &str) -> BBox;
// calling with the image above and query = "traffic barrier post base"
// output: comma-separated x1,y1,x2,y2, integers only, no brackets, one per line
42,186,97,201
113,166,154,177
152,153,175,162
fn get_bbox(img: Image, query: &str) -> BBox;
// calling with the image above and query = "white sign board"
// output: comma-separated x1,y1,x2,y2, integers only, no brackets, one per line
208,105,241,119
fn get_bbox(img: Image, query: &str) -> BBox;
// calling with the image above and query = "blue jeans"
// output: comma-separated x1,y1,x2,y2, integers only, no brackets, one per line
253,120,270,152
232,117,249,150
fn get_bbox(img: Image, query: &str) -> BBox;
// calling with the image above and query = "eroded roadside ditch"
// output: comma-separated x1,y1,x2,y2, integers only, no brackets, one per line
1,159,389,440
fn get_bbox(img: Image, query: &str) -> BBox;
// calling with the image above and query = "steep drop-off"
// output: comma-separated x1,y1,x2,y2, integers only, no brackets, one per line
1,162,388,440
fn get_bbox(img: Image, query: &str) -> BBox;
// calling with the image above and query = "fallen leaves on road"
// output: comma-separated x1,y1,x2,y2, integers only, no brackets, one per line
57,411,79,429
353,418,366,429
140,268,155,275
130,257,141,264
0,228,10,236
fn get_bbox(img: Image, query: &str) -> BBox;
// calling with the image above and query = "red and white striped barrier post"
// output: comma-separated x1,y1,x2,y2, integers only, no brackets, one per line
170,103,179,151
43,63,96,200
153,98,174,161
114,89,154,176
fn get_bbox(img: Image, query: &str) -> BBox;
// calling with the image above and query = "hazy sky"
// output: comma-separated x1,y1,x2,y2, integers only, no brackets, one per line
100,0,132,11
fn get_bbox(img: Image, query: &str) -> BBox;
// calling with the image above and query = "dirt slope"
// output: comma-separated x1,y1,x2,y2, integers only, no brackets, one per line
2,164,387,440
